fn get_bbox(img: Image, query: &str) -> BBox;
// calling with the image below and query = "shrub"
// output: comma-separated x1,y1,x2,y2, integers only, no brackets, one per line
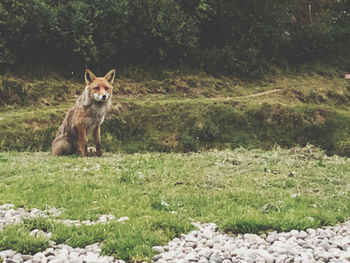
0,0,348,75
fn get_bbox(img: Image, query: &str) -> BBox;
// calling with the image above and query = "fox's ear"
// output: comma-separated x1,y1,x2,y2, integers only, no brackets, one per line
104,69,116,84
85,69,96,85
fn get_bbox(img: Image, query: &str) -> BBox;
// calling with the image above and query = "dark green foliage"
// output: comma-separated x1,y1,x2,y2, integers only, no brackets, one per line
0,0,349,76
284,23,346,63
180,131,200,152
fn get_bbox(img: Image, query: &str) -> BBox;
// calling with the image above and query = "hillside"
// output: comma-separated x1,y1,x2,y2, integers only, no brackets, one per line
1,69,350,155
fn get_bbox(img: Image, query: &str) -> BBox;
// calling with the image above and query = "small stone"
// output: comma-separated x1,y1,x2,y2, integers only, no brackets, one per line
294,255,302,263
342,243,350,251
280,231,293,240
12,253,24,262
266,232,278,243
83,252,99,262
206,240,214,248
183,247,193,254
152,246,164,253
47,255,55,261
223,242,236,252
257,249,274,263
319,240,331,250
198,247,213,258
184,252,197,261
185,242,196,248
46,207,62,217
44,248,55,257
98,256,114,263
4,259,21,263
117,216,129,223
0,204,14,210
3,250,17,258
58,247,69,259
185,233,198,242
29,229,39,237
162,251,176,260
244,233,257,242
300,251,314,261
33,252,45,259
172,259,188,263
49,241,56,247
171,238,181,244
210,250,223,263
202,230,213,240
48,259,65,263
177,253,186,259
198,257,209,263
297,231,308,239
153,254,162,261
318,251,331,261
306,228,316,235
22,255,34,261
275,254,288,263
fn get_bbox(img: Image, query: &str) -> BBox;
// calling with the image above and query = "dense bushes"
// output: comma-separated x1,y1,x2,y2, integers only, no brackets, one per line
0,0,349,76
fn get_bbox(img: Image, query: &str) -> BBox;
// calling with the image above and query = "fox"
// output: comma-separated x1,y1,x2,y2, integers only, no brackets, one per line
52,69,116,157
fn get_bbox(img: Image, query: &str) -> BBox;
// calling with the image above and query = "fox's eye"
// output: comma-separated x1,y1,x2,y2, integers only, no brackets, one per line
105,87,109,91
94,86,99,90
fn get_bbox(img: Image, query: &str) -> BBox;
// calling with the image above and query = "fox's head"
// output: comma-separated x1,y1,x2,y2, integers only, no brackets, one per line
84,69,116,102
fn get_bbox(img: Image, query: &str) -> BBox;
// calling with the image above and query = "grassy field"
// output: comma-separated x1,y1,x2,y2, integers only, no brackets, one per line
0,146,349,261
1,68,350,261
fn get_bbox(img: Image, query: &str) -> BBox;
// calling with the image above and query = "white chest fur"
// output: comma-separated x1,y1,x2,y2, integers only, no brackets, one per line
85,104,107,138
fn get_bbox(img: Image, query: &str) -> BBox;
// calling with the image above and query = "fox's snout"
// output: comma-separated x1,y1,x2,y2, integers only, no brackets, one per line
93,92,108,101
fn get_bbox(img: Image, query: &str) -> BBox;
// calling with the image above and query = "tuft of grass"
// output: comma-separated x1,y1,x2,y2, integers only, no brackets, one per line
0,224,49,254
0,147,349,261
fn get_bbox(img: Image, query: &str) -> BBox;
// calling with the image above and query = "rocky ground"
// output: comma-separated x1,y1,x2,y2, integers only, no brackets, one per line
0,243,120,263
153,222,350,263
0,204,127,263
1,204,350,263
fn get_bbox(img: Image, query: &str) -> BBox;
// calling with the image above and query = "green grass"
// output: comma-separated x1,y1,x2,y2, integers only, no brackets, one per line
0,146,350,261
1,72,350,155
2,71,350,152
1,69,350,261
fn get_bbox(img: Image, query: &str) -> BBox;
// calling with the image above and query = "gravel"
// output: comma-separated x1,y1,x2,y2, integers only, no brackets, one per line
1,204,350,263
0,204,129,263
153,222,350,263
0,244,125,263
0,203,124,230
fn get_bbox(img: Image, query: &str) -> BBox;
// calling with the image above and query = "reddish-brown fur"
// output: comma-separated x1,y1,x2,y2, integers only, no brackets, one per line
52,69,115,156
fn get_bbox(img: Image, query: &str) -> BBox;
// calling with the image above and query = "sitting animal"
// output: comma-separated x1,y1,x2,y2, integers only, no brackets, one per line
52,69,116,156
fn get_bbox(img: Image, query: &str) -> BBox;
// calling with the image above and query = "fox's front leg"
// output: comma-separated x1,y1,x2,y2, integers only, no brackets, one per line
77,124,88,156
93,126,102,156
